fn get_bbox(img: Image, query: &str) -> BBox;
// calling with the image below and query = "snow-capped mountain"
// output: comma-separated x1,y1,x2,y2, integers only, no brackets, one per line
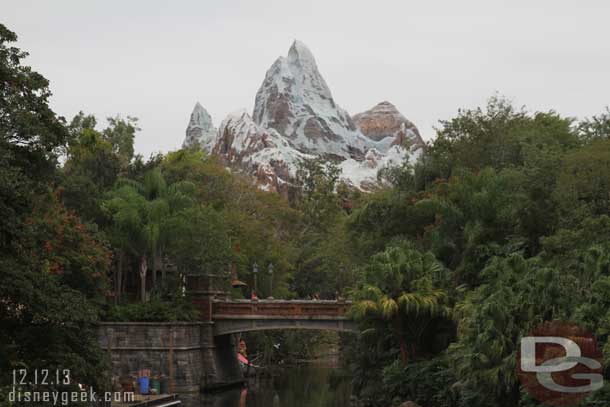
352,101,423,146
183,102,217,150
182,41,424,194
253,40,362,159
213,110,310,194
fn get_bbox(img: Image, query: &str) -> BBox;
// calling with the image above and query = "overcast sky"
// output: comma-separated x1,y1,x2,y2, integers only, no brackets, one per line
4,0,610,157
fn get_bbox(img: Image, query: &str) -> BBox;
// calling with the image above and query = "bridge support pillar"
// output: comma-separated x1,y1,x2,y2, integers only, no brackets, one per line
186,274,243,390
200,324,243,390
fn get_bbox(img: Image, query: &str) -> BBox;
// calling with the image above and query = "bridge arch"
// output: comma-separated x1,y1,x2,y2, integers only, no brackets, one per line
210,299,358,336
213,317,358,336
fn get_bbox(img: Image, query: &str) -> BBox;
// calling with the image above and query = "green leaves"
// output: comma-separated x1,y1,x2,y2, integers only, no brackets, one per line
167,205,231,275
397,289,450,318
104,297,200,322
0,24,69,164
428,95,577,177
295,157,344,232
351,241,452,366
347,98,610,407
578,107,610,142
447,249,610,404
0,24,110,390
554,139,610,224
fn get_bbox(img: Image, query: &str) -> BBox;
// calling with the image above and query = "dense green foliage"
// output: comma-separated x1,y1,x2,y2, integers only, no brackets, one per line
347,98,610,406
104,297,199,322
0,24,110,400
3,21,610,407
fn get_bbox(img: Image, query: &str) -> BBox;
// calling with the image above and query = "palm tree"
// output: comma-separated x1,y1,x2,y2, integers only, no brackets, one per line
449,253,578,406
103,184,146,301
137,168,195,287
103,168,195,302
350,242,451,365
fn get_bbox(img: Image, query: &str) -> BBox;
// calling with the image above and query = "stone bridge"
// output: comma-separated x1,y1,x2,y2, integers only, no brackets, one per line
211,299,357,336
99,276,360,392
187,274,357,336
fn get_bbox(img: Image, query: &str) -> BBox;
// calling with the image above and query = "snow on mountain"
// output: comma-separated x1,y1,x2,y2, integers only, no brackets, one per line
182,102,217,150
213,110,311,195
253,40,365,159
352,101,424,146
339,145,422,190
335,101,425,189
181,41,424,194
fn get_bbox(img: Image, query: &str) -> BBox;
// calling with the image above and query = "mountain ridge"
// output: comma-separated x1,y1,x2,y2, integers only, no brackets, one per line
183,41,424,195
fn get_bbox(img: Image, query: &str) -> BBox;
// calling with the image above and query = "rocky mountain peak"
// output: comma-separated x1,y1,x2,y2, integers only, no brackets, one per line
353,101,423,146
253,40,358,158
285,40,332,99
182,41,424,193
287,40,318,70
183,102,217,149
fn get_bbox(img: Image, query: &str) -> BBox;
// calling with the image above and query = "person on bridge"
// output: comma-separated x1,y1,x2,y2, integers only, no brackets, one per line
251,290,258,300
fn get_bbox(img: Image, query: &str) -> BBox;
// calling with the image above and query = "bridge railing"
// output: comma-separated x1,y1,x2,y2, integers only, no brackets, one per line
212,299,351,318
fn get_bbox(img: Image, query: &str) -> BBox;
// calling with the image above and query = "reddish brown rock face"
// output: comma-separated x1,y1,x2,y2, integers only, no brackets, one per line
182,42,425,193
255,87,294,137
353,101,424,147
211,110,307,198
252,40,362,159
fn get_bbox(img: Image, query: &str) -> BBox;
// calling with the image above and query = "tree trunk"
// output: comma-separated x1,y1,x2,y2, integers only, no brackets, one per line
115,251,124,304
160,253,166,283
399,337,409,366
112,255,118,305
139,255,148,303
122,263,128,299
393,317,409,366
151,254,157,289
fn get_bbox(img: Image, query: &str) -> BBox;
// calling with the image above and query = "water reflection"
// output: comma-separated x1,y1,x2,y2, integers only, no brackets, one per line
180,364,352,407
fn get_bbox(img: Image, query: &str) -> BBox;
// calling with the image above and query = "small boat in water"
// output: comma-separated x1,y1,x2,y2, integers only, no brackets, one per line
238,353,258,376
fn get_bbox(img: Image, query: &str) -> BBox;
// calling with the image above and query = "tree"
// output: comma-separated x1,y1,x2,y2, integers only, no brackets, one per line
350,241,451,365
449,252,585,406
61,112,139,223
425,96,577,179
554,139,610,226
294,157,343,232
290,157,354,297
62,123,121,222
103,115,139,172
0,23,69,252
377,154,417,197
416,168,528,286
345,97,610,407
161,148,232,206
0,23,110,392
294,217,356,298
167,206,232,276
160,148,302,299
0,24,69,175
102,183,146,302
0,191,112,391
578,108,610,142
103,168,197,301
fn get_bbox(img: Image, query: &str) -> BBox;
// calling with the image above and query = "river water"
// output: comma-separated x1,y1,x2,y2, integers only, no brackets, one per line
179,364,353,407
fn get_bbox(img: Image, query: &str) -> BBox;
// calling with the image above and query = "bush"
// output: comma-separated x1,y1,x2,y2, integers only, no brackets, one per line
103,297,200,322
381,356,459,407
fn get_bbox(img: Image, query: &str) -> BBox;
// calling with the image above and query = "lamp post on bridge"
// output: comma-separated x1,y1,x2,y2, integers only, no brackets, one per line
267,263,274,299
252,262,259,297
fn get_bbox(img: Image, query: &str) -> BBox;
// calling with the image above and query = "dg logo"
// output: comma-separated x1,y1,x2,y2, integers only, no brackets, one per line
517,321,604,406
